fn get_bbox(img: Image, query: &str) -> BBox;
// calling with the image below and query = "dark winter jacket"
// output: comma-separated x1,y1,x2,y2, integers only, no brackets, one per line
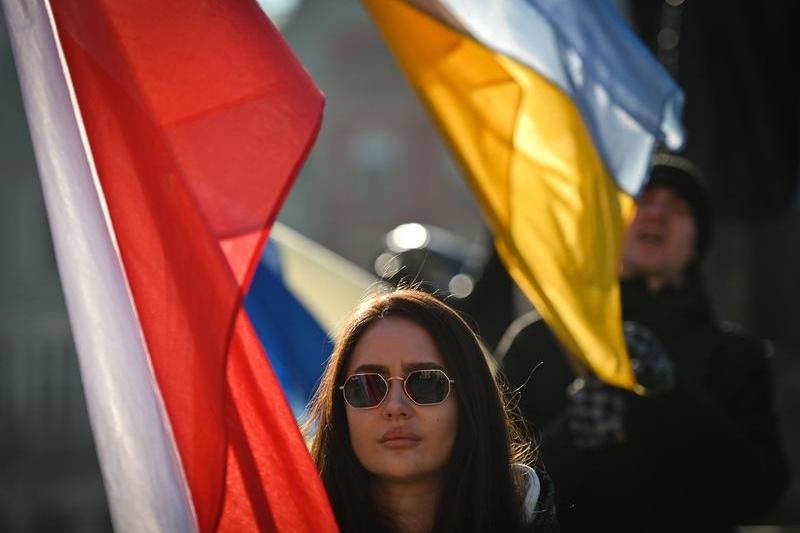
516,464,559,532
499,273,788,532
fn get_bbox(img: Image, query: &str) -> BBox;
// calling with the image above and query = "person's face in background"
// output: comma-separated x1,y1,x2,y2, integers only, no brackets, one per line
621,185,697,291
344,316,458,490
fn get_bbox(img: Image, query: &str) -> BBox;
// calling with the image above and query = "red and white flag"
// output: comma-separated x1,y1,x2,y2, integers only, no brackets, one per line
2,0,337,531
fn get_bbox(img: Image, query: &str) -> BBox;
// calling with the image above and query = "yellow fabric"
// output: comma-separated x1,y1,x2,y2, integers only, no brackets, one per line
364,0,636,388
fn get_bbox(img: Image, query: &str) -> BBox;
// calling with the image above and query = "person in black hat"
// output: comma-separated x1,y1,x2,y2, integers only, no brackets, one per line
621,153,712,291
498,155,789,532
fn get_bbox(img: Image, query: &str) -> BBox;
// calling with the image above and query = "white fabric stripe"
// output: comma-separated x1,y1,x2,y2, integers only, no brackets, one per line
270,223,377,337
438,0,569,94
2,1,196,531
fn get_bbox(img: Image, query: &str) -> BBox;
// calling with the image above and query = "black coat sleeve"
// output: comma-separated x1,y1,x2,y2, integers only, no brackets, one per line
630,333,790,522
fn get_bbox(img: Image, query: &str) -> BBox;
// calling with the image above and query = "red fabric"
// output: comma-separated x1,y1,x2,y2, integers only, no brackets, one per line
50,0,336,531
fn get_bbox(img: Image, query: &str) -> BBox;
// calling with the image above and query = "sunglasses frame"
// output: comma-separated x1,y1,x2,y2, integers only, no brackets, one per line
339,368,455,409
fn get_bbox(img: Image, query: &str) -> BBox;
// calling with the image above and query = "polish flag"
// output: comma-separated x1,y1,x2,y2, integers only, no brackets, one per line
2,0,338,531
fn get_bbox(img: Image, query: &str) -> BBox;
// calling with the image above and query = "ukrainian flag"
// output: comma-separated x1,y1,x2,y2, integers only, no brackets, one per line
364,0,685,389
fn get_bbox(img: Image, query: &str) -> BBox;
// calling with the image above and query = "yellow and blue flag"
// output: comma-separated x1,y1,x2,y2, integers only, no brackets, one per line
364,0,685,389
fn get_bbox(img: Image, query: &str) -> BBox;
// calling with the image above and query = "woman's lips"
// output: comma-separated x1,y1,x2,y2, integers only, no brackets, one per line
379,428,421,448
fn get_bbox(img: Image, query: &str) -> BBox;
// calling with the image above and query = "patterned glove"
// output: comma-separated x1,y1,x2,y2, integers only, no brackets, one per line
565,376,626,449
623,321,675,396
565,322,675,449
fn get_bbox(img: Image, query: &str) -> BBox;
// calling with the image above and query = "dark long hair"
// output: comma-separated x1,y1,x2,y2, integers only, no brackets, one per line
304,288,535,533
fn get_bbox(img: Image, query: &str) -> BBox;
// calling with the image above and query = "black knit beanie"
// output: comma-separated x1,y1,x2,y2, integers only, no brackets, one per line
646,154,713,260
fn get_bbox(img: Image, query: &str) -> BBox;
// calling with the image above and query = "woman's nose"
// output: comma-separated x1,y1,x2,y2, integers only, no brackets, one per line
381,378,411,418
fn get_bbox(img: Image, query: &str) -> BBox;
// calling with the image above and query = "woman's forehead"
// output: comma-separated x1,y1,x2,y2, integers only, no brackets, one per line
346,316,446,373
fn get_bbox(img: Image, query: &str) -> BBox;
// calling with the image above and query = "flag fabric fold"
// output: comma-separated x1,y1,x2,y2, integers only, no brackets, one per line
246,223,377,415
262,223,379,338
364,0,686,389
4,0,338,530
246,240,334,415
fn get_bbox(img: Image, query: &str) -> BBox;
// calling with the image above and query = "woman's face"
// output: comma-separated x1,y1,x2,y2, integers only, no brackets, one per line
344,316,459,487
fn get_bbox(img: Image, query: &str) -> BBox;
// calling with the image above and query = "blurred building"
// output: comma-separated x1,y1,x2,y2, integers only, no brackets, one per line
277,0,484,267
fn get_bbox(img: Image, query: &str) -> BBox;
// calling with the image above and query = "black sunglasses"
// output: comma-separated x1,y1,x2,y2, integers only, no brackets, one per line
340,369,455,409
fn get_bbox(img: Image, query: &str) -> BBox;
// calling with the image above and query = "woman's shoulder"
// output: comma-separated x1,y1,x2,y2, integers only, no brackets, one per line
512,464,560,532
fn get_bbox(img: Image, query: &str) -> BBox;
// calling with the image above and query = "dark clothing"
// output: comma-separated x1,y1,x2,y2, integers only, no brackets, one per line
524,466,560,533
500,274,788,532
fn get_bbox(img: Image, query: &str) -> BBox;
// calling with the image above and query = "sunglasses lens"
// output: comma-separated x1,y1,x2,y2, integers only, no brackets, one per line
343,374,387,408
406,370,450,405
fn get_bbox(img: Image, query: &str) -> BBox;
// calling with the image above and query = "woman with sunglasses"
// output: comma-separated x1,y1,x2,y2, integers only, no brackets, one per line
305,289,557,532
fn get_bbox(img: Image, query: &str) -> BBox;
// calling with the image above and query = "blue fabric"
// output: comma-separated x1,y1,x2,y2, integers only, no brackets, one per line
525,0,685,194
436,0,686,195
244,241,332,413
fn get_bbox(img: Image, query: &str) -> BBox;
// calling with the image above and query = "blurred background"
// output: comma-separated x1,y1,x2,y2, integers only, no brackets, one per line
1,0,797,530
